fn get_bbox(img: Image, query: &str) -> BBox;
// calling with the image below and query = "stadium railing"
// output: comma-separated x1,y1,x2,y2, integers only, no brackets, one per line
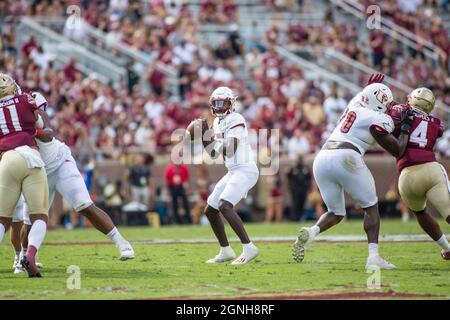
298,46,450,126
278,44,450,126
330,0,442,66
16,17,126,86
27,17,180,98
275,45,362,94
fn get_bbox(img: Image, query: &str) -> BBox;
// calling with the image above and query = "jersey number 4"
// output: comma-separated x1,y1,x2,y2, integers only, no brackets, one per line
340,111,357,133
0,105,22,135
410,120,428,148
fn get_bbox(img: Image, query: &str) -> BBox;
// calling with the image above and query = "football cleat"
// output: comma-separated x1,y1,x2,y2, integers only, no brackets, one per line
292,227,315,263
20,255,42,278
441,250,450,260
118,241,135,261
13,256,25,274
231,245,259,265
365,255,396,270
206,247,236,264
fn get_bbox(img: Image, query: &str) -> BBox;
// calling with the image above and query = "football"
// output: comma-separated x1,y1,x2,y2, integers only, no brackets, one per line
185,119,207,141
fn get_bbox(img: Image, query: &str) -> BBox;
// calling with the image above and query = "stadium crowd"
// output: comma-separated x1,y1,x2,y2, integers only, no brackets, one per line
1,0,449,226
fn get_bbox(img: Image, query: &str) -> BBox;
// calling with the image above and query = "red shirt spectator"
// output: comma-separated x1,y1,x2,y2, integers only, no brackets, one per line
21,35,37,58
165,163,190,187
63,57,80,83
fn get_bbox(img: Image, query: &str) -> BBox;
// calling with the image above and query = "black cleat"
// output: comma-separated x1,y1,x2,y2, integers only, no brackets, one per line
20,256,42,278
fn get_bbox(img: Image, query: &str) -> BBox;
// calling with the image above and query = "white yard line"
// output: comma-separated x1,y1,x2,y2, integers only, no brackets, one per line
131,234,435,244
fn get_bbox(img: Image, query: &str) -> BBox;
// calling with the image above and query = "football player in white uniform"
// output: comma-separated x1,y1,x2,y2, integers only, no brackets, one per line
197,87,259,265
11,92,134,273
292,75,414,270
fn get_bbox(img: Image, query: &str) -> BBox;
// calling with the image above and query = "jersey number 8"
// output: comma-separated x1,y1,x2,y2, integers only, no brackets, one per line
340,111,357,133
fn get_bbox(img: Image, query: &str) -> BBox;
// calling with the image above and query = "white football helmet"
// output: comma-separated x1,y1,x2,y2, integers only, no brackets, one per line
209,86,236,119
361,83,393,113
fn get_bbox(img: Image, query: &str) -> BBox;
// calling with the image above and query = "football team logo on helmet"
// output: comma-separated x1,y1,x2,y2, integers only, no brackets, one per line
209,86,236,120
375,90,388,104
361,83,393,113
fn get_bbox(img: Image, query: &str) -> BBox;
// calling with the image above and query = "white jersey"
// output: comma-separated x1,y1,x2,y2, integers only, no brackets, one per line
327,92,394,155
212,112,256,170
36,138,72,175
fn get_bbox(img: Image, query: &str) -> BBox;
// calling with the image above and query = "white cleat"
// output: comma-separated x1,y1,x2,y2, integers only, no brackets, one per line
231,245,259,265
14,266,25,274
118,241,135,261
292,227,315,263
13,257,25,274
365,255,396,270
206,248,236,264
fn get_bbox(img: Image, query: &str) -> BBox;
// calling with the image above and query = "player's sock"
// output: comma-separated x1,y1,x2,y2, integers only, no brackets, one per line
220,246,234,254
436,234,450,252
242,242,257,254
368,243,379,257
310,225,320,236
28,219,47,251
0,223,5,244
15,251,21,260
107,227,126,245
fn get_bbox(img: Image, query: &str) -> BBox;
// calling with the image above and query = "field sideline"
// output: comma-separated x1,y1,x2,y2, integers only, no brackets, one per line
0,220,449,300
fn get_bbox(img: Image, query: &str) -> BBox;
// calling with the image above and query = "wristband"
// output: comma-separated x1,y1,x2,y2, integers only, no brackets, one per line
36,128,44,139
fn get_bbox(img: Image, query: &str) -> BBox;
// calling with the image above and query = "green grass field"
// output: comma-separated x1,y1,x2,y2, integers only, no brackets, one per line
0,220,449,300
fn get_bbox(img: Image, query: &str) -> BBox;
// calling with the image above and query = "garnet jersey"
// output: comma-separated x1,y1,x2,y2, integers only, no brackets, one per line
0,94,39,152
388,104,444,172
327,92,395,155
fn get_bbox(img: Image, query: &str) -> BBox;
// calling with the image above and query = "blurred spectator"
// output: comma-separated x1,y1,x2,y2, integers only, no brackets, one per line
191,165,210,225
164,161,192,224
126,153,152,207
247,21,266,52
103,180,125,225
323,84,347,131
29,45,53,71
286,156,312,221
21,34,37,58
287,128,310,160
437,129,450,158
227,24,244,56
265,173,284,223
369,29,385,68
302,96,325,128
306,181,324,219
63,57,81,83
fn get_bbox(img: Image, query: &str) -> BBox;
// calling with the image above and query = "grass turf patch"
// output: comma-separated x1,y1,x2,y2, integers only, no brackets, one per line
0,220,449,299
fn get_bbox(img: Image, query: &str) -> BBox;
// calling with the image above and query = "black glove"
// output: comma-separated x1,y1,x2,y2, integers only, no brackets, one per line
400,108,414,134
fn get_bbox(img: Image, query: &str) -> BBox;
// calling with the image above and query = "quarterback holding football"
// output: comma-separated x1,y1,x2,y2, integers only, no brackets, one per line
188,86,259,265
